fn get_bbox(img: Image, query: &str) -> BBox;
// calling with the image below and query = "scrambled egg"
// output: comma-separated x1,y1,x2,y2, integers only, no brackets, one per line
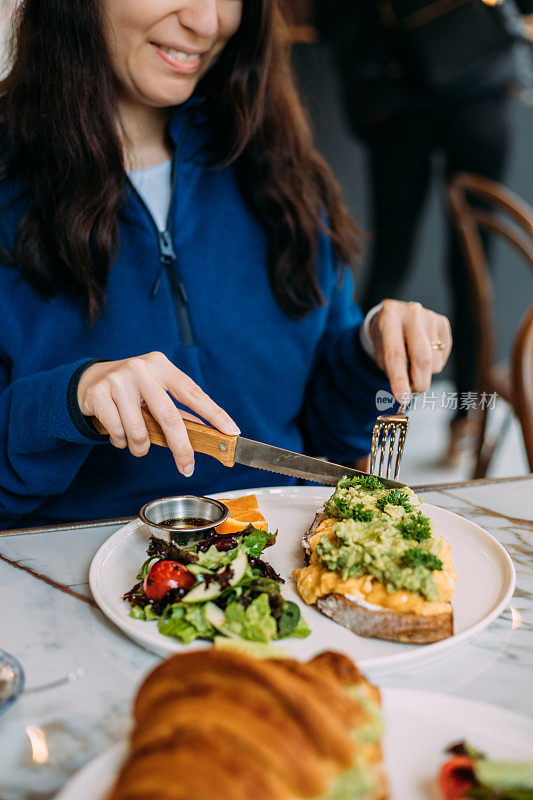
293,490,457,617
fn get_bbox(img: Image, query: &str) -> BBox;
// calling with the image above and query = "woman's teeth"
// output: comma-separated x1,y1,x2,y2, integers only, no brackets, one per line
159,46,200,63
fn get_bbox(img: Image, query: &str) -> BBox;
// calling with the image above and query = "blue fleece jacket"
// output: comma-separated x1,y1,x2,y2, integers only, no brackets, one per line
0,104,389,529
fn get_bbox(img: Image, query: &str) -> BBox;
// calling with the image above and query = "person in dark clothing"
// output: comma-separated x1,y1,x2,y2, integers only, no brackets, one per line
316,0,533,463
360,97,510,438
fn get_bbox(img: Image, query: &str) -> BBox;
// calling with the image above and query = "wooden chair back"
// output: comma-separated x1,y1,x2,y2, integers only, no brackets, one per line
513,303,533,470
447,172,533,469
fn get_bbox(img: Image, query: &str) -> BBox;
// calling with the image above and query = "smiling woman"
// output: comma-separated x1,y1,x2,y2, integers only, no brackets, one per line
0,0,451,529
103,0,243,116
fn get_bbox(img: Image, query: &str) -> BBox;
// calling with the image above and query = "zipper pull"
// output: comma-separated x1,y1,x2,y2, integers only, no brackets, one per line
152,230,176,297
159,230,176,264
154,230,188,305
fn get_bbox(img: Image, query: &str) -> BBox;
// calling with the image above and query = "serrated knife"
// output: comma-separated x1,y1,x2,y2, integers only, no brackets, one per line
93,408,405,489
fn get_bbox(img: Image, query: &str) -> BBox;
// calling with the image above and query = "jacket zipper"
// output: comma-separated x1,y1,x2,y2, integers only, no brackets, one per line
126,121,195,347
156,228,195,347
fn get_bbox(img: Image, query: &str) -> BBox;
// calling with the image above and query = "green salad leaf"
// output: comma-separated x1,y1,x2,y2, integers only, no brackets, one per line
467,789,533,799
287,614,311,639
277,601,301,638
125,523,311,646
130,605,145,620
130,604,159,621
243,528,276,558
158,603,215,643
196,544,230,571
473,761,533,793
224,594,278,642
136,557,156,582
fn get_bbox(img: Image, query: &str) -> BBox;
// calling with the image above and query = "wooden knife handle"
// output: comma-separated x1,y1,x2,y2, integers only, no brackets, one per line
92,407,238,467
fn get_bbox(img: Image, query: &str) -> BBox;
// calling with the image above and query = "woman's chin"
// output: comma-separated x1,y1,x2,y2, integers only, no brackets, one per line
138,82,198,110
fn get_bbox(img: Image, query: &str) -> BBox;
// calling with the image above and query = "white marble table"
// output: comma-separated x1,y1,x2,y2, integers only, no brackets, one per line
0,475,532,799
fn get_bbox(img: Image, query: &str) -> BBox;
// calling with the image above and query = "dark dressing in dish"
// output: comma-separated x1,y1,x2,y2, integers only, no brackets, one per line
159,517,213,529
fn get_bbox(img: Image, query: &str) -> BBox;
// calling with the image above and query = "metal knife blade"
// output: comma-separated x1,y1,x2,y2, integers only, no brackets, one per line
234,436,406,488
93,411,406,488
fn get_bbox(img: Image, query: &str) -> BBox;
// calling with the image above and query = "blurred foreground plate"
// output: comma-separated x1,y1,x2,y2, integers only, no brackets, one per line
55,688,533,800
89,486,515,675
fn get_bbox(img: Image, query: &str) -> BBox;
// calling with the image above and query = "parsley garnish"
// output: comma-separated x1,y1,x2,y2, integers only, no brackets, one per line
326,496,373,522
397,511,431,542
355,475,384,491
337,474,384,491
376,489,413,512
350,502,374,522
401,548,443,571
332,495,350,518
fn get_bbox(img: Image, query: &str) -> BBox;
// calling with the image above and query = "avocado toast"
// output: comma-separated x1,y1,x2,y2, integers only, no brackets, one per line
293,475,456,644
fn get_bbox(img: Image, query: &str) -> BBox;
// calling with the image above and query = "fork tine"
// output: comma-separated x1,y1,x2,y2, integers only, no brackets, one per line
393,422,408,480
374,423,384,477
377,423,390,476
369,422,382,475
385,426,396,480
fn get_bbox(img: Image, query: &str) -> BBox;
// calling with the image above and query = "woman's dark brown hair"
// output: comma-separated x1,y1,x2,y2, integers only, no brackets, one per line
0,0,359,321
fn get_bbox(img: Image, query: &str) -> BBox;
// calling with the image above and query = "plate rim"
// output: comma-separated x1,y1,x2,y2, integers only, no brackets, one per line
89,486,516,670
54,687,533,800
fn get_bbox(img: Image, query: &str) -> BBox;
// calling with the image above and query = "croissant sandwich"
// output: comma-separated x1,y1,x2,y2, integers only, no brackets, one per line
107,648,387,800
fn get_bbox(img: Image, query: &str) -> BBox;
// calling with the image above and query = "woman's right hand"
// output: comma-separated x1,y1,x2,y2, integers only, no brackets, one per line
77,352,240,477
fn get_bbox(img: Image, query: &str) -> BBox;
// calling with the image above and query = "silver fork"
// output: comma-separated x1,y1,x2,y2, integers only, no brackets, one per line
369,402,409,481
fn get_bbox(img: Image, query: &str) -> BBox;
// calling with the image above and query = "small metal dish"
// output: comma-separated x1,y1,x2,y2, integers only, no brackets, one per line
139,495,229,544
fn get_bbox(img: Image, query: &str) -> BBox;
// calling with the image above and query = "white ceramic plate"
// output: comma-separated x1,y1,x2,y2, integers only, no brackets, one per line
55,688,533,800
89,486,515,674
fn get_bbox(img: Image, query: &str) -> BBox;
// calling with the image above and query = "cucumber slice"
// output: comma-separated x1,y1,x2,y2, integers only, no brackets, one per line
186,564,214,576
182,550,248,604
228,550,248,586
181,580,224,603
204,602,239,638
203,602,226,629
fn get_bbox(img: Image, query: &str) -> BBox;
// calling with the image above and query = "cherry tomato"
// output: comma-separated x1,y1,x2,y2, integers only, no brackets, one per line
439,755,476,800
143,560,195,601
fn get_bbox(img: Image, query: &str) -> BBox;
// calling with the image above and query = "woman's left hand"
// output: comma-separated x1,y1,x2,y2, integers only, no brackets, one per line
368,300,452,403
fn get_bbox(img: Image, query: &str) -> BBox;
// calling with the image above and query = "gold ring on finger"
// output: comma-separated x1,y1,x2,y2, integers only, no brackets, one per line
430,340,446,351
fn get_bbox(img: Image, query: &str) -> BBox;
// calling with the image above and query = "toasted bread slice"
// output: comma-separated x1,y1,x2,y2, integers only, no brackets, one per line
301,510,327,560
300,510,454,645
317,592,453,644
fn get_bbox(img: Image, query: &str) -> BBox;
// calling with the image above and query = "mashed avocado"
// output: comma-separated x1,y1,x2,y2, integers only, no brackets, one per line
325,760,374,799
317,476,443,601
347,686,384,744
